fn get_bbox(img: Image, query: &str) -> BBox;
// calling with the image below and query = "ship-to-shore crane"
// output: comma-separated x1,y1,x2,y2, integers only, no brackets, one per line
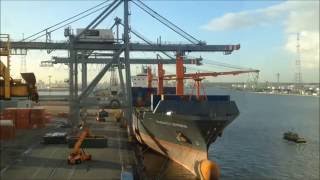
165,70,260,99
0,1,243,178
147,59,259,99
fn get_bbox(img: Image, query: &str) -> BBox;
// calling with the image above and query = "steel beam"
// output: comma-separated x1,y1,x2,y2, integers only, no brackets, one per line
69,42,78,128
74,51,78,98
89,52,116,57
78,48,124,101
2,41,240,53
124,0,133,136
118,62,125,98
75,0,119,39
81,63,87,90
92,0,123,29
78,61,113,101
51,57,202,65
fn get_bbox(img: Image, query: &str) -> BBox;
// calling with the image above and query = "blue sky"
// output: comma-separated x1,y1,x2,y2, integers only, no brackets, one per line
1,0,319,83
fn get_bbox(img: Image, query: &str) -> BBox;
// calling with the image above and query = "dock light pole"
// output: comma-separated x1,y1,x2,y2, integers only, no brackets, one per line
48,75,52,96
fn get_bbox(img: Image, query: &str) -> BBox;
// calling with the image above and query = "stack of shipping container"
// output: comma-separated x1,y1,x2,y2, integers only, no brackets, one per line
0,107,49,140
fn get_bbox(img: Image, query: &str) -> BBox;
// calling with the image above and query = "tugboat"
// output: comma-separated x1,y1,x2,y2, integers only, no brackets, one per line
283,131,306,143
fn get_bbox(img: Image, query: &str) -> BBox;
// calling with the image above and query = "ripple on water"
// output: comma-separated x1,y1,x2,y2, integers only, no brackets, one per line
208,89,319,179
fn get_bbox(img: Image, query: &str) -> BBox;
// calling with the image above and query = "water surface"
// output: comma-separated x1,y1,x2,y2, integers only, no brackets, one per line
208,88,319,179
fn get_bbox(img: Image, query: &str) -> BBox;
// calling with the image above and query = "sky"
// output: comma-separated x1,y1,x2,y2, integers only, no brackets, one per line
1,0,319,84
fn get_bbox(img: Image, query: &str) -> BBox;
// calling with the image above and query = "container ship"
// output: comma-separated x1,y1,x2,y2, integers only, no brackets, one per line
130,65,241,179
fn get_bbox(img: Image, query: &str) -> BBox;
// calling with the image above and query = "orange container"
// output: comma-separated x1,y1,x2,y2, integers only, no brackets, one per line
0,120,16,140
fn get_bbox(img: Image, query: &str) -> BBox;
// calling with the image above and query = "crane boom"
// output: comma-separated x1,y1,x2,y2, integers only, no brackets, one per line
156,68,260,99
164,69,260,79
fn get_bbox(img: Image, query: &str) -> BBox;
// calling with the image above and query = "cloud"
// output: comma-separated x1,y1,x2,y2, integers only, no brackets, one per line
201,3,284,31
201,1,318,32
285,31,319,69
202,1,319,71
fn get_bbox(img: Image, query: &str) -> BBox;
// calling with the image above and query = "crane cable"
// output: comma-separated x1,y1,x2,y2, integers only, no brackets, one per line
29,3,112,42
22,0,112,42
131,0,202,45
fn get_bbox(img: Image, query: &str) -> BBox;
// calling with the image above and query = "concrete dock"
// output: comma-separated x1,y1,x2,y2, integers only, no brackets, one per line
0,101,198,180
0,116,136,180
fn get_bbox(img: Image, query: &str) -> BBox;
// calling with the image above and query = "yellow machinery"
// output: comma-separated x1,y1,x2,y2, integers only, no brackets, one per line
0,34,39,102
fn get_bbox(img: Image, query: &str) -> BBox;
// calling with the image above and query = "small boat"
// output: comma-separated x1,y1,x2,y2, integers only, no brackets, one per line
283,131,306,143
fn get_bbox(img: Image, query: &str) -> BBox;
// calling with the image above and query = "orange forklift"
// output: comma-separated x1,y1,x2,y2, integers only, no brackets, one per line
67,128,92,165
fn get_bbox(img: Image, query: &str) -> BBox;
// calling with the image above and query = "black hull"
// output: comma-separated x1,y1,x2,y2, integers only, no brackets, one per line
132,97,239,176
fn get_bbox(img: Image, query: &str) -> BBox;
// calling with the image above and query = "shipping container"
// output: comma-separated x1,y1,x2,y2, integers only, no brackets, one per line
0,120,15,140
15,108,31,129
30,107,45,128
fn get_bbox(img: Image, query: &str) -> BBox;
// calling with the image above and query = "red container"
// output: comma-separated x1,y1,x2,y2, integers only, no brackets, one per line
44,114,52,123
15,108,31,129
0,120,15,140
4,108,17,122
30,107,45,128
57,112,68,118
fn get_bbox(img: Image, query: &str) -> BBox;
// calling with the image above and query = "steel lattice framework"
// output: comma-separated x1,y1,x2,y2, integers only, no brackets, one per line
0,0,241,132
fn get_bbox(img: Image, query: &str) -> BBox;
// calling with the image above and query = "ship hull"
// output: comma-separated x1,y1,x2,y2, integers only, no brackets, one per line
138,130,207,175
132,98,239,177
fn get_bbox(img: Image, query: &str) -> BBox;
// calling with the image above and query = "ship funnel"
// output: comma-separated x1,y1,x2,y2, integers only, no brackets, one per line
198,159,220,180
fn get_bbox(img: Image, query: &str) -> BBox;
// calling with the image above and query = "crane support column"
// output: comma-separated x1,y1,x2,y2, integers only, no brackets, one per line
176,52,184,95
147,66,153,89
68,35,80,129
69,52,74,121
124,0,133,136
73,50,80,128
157,63,164,95
117,60,125,99
82,63,87,90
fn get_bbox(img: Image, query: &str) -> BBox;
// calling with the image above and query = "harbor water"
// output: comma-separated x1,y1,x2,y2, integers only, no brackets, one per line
207,88,319,179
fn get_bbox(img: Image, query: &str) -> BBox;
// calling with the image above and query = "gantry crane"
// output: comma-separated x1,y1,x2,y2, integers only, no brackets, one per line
0,1,245,179
0,0,241,131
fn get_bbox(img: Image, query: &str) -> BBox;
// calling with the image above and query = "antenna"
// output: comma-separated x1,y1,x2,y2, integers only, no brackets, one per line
276,72,280,84
295,33,302,86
